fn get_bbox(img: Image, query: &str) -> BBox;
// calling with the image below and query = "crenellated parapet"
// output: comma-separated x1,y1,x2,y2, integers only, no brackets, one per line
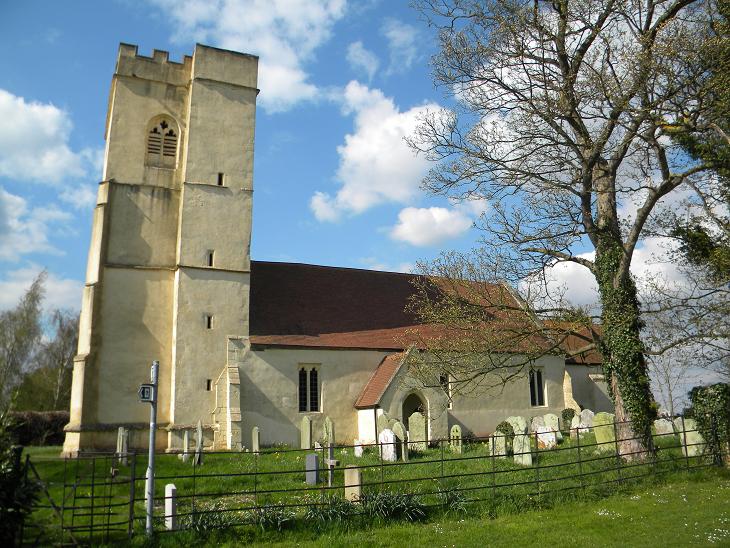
115,43,192,86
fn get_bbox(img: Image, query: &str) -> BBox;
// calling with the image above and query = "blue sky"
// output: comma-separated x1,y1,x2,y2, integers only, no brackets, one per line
0,0,490,311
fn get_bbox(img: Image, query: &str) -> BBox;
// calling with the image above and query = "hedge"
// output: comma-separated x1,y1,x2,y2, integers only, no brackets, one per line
688,383,730,458
8,411,69,446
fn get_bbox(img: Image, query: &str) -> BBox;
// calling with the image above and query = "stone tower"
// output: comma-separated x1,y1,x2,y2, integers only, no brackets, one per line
63,43,258,455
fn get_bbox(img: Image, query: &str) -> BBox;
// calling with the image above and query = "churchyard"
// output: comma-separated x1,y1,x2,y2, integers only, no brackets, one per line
20,409,727,545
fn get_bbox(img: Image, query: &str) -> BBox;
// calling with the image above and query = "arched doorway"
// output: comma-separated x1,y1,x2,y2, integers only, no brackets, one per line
402,392,427,431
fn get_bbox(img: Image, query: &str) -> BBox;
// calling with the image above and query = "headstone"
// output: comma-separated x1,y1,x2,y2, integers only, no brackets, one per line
325,443,340,487
530,416,545,432
513,433,532,466
593,412,616,452
305,453,319,485
323,416,335,446
534,425,557,450
450,425,463,454
579,409,595,429
391,421,408,461
300,416,312,450
252,426,260,453
164,483,177,530
116,427,128,466
407,412,427,452
194,420,204,466
570,415,581,438
181,430,190,463
489,434,507,458
653,418,675,436
378,428,397,462
505,416,528,436
344,465,362,502
675,417,706,457
543,413,562,442
353,440,364,458
376,413,391,434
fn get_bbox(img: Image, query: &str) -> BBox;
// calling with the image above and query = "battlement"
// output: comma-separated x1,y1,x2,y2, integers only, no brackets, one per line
116,43,193,86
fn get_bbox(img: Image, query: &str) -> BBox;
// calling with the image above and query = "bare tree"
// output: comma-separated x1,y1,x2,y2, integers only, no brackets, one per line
0,273,45,408
410,0,723,458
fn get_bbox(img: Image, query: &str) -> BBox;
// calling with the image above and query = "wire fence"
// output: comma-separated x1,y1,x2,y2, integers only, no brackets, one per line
20,416,730,546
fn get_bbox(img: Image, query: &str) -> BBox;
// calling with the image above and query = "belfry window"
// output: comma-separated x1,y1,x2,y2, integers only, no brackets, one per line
529,368,545,407
146,118,178,168
298,365,320,412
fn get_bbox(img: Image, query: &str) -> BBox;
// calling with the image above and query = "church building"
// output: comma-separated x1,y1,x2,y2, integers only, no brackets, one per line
62,44,610,455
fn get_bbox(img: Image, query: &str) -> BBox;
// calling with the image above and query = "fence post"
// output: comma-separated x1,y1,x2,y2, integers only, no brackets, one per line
379,437,385,491
680,417,690,470
490,436,497,518
254,449,259,507
440,439,444,480
576,425,585,497
128,452,137,539
534,431,540,505
613,419,623,485
62,455,67,544
90,456,96,544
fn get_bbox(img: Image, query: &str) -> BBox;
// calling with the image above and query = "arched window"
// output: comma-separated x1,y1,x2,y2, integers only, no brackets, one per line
145,117,179,168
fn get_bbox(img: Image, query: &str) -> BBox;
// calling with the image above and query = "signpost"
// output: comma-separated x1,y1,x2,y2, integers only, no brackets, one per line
140,361,159,537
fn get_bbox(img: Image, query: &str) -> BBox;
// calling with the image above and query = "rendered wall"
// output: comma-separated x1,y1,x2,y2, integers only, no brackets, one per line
566,364,614,412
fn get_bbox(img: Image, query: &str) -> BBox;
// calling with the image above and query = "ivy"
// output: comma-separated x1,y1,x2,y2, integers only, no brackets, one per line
689,383,730,458
594,240,656,448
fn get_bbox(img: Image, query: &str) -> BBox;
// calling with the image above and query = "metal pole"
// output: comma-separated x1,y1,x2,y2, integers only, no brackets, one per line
145,361,159,537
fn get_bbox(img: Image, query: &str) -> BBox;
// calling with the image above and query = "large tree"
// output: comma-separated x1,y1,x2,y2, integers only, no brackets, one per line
409,0,723,458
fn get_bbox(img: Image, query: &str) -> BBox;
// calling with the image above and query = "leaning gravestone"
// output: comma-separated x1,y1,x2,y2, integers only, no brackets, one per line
116,426,128,466
252,426,260,453
530,416,545,432
534,425,557,450
450,425,463,454
300,416,313,450
513,432,532,466
194,420,204,466
543,413,562,442
376,413,391,435
181,430,190,463
378,428,397,462
490,433,507,458
674,417,706,457
408,412,428,452
305,453,319,485
391,420,408,461
653,418,675,437
593,412,616,452
323,416,335,446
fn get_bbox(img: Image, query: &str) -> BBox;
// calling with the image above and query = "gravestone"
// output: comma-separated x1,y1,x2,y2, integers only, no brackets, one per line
353,440,364,458
534,425,557,450
506,416,528,436
194,420,204,466
378,428,397,462
252,426,260,453
305,453,319,485
489,433,507,458
513,432,532,466
674,417,706,457
530,416,545,432
579,409,595,429
543,413,562,442
407,412,427,452
116,427,128,466
376,413,391,435
593,412,616,452
165,483,177,531
181,430,190,463
391,421,408,461
653,418,675,436
450,425,463,454
570,415,581,438
323,416,335,446
325,443,340,487
300,416,312,450
344,465,362,502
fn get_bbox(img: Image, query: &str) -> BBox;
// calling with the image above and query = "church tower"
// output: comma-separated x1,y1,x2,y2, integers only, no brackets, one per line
63,44,258,454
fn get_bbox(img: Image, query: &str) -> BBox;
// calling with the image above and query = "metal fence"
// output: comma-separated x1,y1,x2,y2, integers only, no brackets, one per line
20,417,729,546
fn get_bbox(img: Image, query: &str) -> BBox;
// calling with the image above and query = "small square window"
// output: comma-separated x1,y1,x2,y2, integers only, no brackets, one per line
217,172,224,186
205,315,213,329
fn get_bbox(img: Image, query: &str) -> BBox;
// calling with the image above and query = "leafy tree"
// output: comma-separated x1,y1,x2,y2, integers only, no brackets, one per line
409,0,723,458
0,273,45,408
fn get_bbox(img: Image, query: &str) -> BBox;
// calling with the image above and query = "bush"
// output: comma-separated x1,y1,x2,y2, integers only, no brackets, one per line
495,421,514,444
1,406,40,545
8,411,69,446
359,491,426,523
561,409,576,429
437,483,467,515
688,383,730,459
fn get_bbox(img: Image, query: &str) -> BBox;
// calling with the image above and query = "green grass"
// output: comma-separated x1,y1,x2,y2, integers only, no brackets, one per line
21,431,720,546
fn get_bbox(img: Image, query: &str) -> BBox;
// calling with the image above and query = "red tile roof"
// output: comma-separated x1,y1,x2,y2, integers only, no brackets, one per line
354,352,406,408
542,321,603,365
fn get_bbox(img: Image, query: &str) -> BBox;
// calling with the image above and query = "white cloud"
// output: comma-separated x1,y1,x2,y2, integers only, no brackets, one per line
346,41,379,82
310,81,441,221
390,206,474,247
0,265,83,313
0,89,89,184
0,188,73,262
359,257,414,273
150,0,347,112
381,18,419,74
